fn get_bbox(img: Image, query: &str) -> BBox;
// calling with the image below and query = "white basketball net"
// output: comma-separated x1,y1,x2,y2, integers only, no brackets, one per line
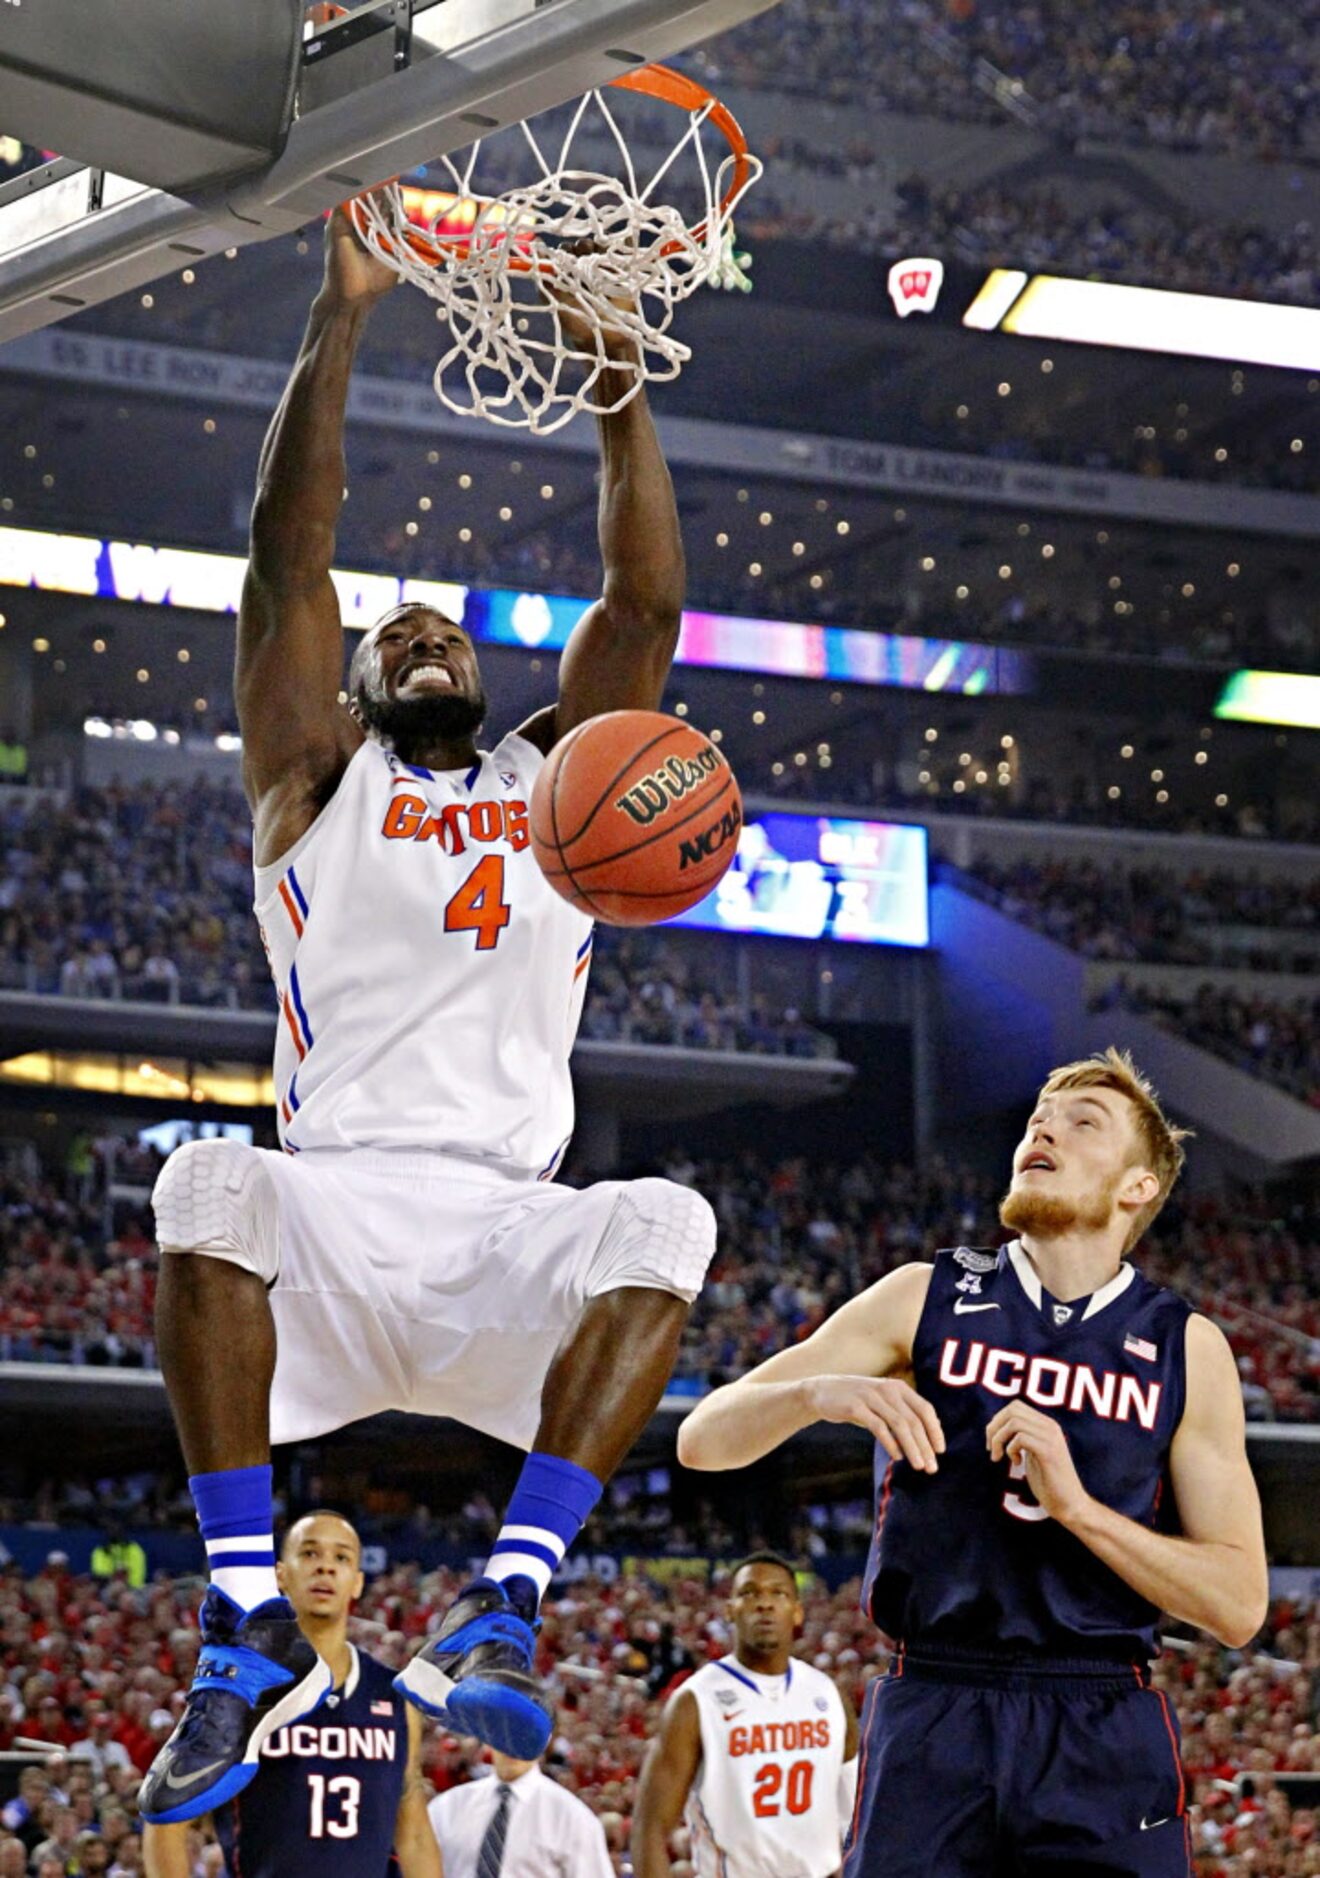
350,74,762,435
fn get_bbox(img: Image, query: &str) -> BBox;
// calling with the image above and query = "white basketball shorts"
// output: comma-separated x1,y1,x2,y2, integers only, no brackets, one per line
152,1144,714,1448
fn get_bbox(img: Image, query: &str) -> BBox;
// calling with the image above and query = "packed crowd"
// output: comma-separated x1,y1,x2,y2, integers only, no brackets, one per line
742,171,1320,317
955,855,1320,973
579,935,831,1057
759,744,1320,848
0,781,828,1054
0,1556,1316,1876
1095,979,1320,1112
5,1139,1318,1423
693,0,1320,165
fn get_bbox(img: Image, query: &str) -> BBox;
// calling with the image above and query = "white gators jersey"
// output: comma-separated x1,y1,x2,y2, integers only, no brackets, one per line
684,1657,848,1878
254,733,594,1176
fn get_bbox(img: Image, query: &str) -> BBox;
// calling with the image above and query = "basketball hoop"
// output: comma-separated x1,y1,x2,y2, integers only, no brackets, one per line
346,65,762,435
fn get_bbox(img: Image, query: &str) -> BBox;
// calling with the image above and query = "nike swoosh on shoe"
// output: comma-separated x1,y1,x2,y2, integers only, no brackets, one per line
164,1758,228,1790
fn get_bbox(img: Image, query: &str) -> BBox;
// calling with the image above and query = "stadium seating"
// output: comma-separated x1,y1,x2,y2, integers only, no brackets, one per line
0,1556,1313,1874
5,1144,1317,1422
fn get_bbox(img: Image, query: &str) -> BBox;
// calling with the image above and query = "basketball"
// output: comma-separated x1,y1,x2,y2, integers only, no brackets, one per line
530,710,743,925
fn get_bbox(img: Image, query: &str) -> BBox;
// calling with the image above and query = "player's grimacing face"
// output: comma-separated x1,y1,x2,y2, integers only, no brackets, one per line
729,1565,802,1655
1000,1087,1150,1240
277,1518,364,1620
352,607,487,744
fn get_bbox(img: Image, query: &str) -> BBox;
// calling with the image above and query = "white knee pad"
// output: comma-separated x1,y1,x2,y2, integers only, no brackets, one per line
590,1178,717,1304
151,1138,281,1285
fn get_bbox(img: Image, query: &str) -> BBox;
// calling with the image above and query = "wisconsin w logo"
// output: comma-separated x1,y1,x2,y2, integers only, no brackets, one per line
616,745,725,826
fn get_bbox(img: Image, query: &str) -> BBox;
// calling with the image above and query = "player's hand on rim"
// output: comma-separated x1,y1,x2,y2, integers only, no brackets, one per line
543,243,642,359
323,199,399,308
805,1375,945,1473
985,1401,1090,1525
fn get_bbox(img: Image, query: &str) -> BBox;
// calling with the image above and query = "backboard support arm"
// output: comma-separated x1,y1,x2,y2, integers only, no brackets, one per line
0,0,780,346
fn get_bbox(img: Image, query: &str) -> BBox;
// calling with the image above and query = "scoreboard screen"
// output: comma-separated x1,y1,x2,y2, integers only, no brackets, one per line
670,813,929,947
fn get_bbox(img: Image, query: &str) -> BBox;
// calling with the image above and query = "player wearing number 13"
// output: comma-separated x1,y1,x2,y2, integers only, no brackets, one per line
143,1513,438,1878
140,208,716,1824
679,1051,1269,1877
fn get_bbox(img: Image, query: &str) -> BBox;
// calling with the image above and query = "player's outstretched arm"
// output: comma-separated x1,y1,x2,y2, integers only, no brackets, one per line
237,207,395,864
394,1707,444,1877
533,339,684,750
986,1313,1269,1648
677,1263,943,1473
142,1821,191,1878
633,1685,702,1878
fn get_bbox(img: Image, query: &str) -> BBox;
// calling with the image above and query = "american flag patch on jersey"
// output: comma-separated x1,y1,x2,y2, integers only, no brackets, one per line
371,1700,394,1716
1124,1333,1157,1362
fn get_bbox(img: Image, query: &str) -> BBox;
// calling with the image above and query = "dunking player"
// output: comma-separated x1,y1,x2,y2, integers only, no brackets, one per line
144,1512,439,1878
634,1553,858,1877
139,208,715,1822
679,1051,1269,1876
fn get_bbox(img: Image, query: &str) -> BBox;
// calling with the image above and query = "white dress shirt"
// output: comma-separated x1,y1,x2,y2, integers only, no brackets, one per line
427,1766,615,1878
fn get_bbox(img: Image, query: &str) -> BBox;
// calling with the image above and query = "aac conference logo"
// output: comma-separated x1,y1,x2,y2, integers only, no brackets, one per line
888,256,945,318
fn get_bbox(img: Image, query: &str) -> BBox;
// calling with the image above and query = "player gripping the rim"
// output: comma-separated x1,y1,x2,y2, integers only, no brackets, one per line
139,206,716,1824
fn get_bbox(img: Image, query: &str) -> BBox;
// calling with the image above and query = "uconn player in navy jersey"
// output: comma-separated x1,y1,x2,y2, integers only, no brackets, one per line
680,1051,1268,1877
144,1513,438,1878
140,205,717,1823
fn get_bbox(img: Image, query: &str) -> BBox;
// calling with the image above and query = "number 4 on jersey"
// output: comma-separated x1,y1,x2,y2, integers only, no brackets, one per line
444,855,511,951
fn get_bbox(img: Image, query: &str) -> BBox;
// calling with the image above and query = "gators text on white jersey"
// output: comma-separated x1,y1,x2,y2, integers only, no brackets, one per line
684,1656,848,1878
254,734,593,1178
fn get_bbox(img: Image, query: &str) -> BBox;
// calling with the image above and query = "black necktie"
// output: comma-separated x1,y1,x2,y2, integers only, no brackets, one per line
477,1782,513,1878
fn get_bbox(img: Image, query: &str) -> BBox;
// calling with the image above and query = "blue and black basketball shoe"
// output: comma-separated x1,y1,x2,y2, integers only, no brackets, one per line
394,1578,553,1758
139,1588,333,1824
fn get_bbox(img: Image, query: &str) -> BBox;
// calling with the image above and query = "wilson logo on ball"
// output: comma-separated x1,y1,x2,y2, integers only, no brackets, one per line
614,745,725,827
529,710,742,927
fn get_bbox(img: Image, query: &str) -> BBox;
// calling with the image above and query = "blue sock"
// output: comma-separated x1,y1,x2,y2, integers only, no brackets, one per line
191,1464,280,1613
485,1453,603,1607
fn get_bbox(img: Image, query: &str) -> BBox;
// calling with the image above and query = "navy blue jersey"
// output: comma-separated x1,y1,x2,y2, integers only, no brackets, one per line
864,1242,1193,1662
214,1647,407,1877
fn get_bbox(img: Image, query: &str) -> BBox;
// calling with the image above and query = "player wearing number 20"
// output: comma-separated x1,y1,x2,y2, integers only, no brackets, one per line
679,1051,1269,1878
634,1554,858,1878
140,207,716,1823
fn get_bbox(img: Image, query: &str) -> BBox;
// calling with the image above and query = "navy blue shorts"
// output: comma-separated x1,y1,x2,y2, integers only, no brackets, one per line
843,1652,1191,1878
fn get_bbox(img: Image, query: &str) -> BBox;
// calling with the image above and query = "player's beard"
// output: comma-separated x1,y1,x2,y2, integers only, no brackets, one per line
356,683,488,750
999,1167,1123,1240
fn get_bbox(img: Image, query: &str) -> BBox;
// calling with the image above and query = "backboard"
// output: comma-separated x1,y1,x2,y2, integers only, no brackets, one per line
0,0,782,345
